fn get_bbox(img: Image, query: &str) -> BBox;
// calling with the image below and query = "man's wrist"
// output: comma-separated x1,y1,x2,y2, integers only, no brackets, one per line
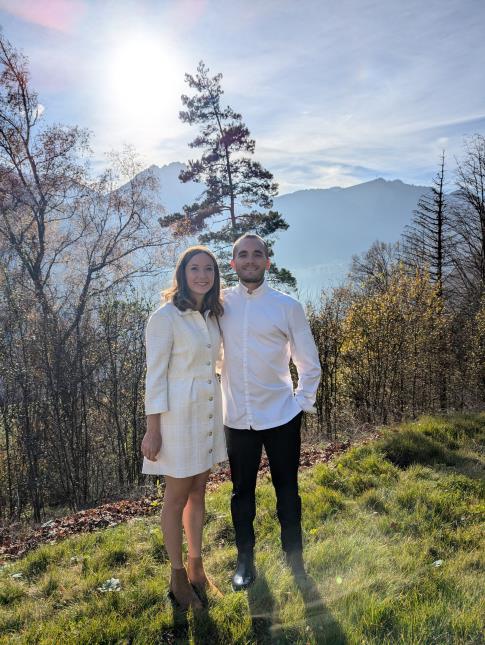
294,394,316,413
146,414,161,433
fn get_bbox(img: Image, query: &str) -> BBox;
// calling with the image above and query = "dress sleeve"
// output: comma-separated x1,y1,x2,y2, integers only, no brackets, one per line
288,301,321,413
144,309,174,415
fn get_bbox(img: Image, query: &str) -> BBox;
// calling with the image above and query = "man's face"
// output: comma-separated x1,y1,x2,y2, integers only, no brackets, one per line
231,237,270,284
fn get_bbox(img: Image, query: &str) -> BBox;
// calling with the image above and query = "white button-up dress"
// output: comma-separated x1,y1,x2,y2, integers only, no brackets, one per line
143,301,227,477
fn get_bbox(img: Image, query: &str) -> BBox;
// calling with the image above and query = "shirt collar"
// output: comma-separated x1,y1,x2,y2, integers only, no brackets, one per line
237,278,269,298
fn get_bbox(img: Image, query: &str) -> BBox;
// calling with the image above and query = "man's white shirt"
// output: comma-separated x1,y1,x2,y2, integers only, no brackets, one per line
220,280,321,430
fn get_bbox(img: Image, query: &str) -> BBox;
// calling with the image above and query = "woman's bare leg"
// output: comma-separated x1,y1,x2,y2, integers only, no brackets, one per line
161,475,194,568
182,469,210,558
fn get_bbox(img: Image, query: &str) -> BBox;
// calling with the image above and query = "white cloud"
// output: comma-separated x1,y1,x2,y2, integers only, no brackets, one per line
3,0,485,190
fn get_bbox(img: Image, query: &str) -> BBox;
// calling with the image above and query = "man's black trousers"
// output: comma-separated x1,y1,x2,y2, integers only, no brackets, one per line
224,411,303,556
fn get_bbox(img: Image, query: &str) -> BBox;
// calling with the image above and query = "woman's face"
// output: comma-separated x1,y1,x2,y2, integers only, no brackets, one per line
185,252,216,300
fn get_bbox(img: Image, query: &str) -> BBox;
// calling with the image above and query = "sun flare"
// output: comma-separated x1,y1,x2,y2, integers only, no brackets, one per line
106,32,184,131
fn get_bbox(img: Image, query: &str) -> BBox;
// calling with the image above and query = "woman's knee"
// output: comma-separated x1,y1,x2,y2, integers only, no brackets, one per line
164,495,188,514
188,483,207,504
187,471,209,500
163,487,190,511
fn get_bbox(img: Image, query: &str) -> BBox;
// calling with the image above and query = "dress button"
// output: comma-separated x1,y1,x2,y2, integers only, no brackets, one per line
208,396,213,401
206,361,211,366
207,344,211,348
209,414,213,419
207,379,212,384
208,431,213,436
209,448,213,453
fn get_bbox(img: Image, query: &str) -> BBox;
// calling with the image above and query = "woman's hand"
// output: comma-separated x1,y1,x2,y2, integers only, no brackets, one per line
141,414,162,461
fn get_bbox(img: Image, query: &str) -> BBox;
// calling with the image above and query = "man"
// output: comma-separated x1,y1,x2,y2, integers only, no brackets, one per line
220,233,321,591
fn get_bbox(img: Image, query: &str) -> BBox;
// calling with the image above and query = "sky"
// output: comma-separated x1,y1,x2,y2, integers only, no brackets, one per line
1,0,484,194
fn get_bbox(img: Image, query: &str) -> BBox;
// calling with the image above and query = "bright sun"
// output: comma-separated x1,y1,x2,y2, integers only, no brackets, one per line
106,33,184,132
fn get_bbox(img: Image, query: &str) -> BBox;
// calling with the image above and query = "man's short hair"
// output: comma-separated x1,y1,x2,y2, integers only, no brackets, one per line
232,233,269,258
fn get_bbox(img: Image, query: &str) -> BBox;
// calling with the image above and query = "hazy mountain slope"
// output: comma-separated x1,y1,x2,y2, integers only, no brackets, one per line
273,178,428,264
138,162,203,213
128,164,430,293
270,178,429,293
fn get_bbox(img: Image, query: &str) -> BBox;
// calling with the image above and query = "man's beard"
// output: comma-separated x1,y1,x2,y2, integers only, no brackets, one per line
239,269,265,283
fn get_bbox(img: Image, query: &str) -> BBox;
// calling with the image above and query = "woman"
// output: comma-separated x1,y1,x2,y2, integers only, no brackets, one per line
141,246,227,610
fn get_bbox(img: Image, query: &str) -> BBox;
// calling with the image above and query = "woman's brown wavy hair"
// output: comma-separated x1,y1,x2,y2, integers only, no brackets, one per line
163,246,224,318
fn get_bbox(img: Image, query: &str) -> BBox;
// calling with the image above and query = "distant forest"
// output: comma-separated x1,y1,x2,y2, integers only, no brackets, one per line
1,36,484,521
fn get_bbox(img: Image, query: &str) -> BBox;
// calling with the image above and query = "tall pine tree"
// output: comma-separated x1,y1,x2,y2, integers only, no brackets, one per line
160,61,295,288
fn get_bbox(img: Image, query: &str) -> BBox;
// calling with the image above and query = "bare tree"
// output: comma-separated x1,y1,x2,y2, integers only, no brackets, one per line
402,152,452,299
0,34,174,517
349,240,400,294
451,135,485,305
400,153,453,408
307,288,350,438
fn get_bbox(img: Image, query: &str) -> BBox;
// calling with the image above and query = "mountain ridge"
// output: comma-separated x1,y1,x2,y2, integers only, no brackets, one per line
127,163,431,293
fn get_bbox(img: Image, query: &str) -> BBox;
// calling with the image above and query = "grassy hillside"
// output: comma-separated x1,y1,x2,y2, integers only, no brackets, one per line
1,414,484,644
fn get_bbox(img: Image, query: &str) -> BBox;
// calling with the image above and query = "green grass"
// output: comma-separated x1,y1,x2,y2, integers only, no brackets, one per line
1,413,484,644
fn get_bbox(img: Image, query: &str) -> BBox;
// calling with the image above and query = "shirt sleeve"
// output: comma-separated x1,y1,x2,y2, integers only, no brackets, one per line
144,309,174,415
287,301,321,413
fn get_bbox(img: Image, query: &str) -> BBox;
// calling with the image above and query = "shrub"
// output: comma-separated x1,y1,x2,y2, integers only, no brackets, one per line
302,486,345,524
380,428,455,468
0,582,25,606
359,490,388,513
23,548,51,578
313,446,399,496
101,548,129,568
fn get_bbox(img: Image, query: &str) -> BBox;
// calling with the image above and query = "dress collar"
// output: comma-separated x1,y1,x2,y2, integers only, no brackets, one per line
171,302,203,317
174,308,193,317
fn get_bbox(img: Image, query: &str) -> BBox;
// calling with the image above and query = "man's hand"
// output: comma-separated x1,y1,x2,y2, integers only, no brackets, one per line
141,414,162,461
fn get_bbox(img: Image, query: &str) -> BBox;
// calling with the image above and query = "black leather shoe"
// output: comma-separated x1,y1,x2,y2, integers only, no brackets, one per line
285,551,306,579
231,552,256,591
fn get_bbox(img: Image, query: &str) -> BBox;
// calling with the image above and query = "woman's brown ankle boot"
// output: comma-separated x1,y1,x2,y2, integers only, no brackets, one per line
187,556,223,602
169,566,203,611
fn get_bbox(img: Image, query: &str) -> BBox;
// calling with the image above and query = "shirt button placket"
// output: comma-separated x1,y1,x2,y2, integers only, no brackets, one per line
243,298,253,428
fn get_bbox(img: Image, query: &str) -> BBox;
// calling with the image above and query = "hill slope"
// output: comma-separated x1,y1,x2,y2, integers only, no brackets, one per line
1,414,483,644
